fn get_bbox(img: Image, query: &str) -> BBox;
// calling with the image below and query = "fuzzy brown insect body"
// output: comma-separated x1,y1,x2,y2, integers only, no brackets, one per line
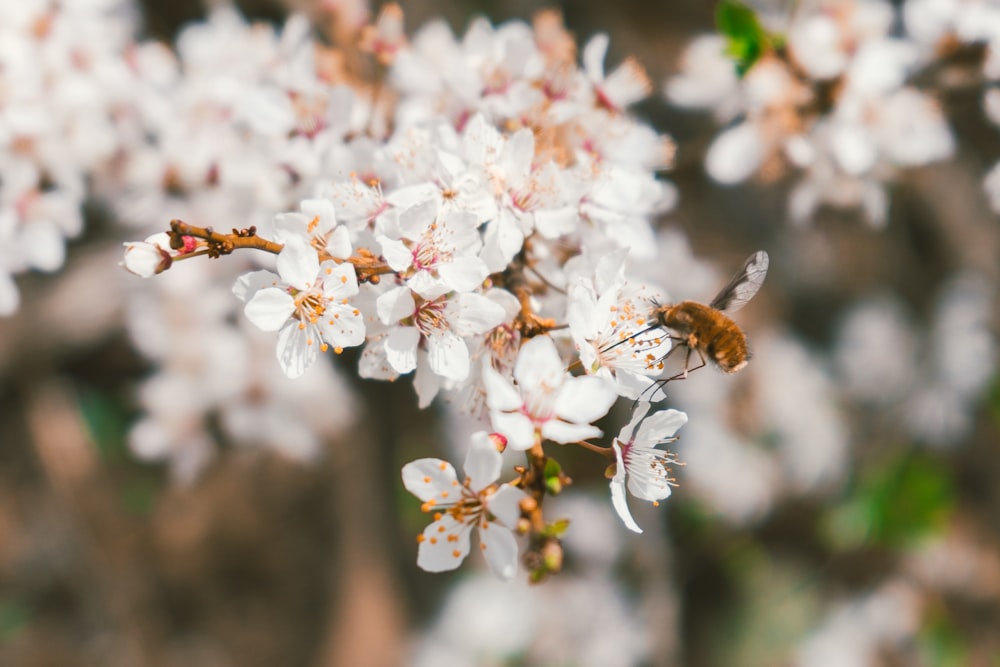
655,301,750,373
652,251,769,378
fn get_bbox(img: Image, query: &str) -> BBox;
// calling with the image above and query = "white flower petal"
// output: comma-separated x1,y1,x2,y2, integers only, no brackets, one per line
634,408,689,445
326,225,353,259
618,402,651,444
450,292,507,336
398,199,439,239
479,523,519,581
611,444,643,533
628,471,673,503
501,129,534,185
276,236,320,289
490,411,536,451
275,321,320,379
483,363,522,411
300,198,338,235
378,234,414,272
583,32,609,81
513,336,565,394
487,484,528,529
233,269,279,303
705,122,765,185
427,332,470,381
385,325,420,374
417,514,472,573
244,288,295,332
553,375,617,424
413,352,443,409
377,286,415,325
402,458,460,501
480,215,525,272
438,256,488,293
320,306,366,348
463,432,502,492
542,420,603,444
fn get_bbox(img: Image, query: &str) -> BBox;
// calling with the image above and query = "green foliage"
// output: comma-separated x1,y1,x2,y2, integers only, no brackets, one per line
715,0,775,76
825,452,955,550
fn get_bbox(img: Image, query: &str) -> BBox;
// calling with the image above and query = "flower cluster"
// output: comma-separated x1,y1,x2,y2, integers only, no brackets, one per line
667,0,956,226
122,6,699,579
0,0,138,314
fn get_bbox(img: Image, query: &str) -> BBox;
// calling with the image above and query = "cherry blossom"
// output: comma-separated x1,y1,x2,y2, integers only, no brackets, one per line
566,252,671,400
372,285,507,386
235,236,364,378
484,335,618,451
376,199,488,299
402,431,528,578
120,232,179,278
610,402,687,533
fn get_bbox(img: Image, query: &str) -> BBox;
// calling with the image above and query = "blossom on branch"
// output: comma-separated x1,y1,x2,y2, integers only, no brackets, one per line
484,335,617,451
234,236,364,378
402,431,528,578
610,401,687,533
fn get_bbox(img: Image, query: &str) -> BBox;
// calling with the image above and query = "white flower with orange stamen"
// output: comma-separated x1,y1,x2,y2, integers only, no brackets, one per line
273,198,352,260
567,259,672,400
610,402,686,534
402,431,527,578
235,236,364,378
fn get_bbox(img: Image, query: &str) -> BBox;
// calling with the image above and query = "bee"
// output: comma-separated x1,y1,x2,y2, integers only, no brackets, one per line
652,250,769,379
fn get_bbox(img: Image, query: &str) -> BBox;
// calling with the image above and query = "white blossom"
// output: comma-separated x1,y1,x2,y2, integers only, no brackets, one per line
484,335,617,450
235,236,364,378
401,431,528,578
610,402,686,533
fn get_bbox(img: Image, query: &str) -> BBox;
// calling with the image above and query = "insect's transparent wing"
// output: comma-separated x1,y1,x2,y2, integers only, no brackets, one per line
709,250,769,313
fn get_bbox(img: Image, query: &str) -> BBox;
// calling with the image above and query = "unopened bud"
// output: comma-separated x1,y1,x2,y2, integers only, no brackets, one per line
489,432,508,452
121,233,173,278
541,540,563,573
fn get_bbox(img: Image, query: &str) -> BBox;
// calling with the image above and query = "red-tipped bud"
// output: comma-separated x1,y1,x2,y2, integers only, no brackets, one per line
489,432,508,453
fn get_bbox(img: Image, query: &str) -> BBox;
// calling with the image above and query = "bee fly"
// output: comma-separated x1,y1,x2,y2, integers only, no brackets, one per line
652,250,769,380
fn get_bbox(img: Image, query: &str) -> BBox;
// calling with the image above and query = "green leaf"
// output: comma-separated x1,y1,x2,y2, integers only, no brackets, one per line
715,0,771,76
541,518,570,538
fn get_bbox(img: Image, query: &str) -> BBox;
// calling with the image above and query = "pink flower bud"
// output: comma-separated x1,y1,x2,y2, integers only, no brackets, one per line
489,432,508,452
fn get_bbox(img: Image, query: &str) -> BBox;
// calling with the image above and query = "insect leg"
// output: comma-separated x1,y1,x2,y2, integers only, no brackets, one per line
656,342,708,385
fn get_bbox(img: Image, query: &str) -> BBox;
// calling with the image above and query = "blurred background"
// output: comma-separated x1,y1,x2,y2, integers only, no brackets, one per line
1,0,999,665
